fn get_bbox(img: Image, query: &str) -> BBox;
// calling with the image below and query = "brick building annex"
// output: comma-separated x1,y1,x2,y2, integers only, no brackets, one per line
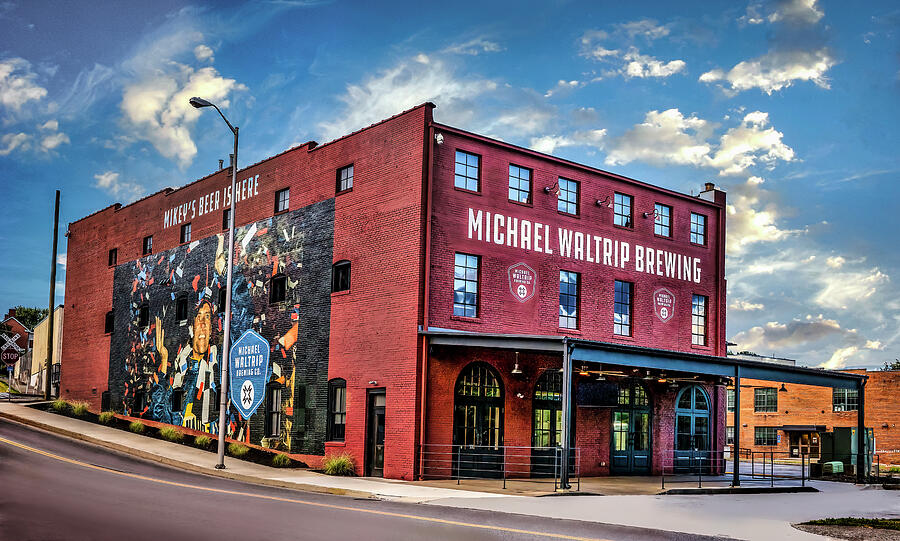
61,103,867,480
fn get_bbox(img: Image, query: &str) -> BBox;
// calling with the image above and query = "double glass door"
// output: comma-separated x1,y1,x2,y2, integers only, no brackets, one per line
610,382,651,474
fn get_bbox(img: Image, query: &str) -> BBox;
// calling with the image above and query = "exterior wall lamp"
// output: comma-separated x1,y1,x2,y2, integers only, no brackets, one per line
596,195,613,208
543,180,560,196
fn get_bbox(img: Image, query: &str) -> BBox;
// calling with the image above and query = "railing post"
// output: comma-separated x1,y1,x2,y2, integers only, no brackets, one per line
502,448,507,490
698,450,702,488
456,446,461,485
751,451,755,479
770,450,774,487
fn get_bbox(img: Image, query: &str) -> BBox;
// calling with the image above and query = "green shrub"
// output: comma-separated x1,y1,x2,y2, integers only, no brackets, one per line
158,426,184,443
322,453,355,476
272,453,292,468
71,401,90,416
128,421,146,434
194,435,213,449
227,443,250,458
98,411,116,425
50,398,70,413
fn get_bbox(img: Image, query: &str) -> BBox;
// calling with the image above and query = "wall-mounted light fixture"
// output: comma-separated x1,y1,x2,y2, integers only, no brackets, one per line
511,351,523,375
578,365,590,376
779,383,788,392
643,209,662,220
543,180,560,196
368,380,378,386
596,195,613,208
434,132,444,145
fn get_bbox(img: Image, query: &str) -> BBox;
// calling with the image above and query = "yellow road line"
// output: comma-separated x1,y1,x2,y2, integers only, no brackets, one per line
0,436,607,541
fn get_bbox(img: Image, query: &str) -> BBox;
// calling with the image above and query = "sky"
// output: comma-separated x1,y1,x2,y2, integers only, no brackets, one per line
1,0,898,370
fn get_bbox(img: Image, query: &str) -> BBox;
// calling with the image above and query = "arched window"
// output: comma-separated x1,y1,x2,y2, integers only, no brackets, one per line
327,378,346,441
675,385,710,451
332,260,351,292
454,363,503,448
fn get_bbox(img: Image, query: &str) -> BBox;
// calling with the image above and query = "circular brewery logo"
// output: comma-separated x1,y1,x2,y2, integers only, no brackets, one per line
241,379,255,408
507,263,537,303
653,287,675,323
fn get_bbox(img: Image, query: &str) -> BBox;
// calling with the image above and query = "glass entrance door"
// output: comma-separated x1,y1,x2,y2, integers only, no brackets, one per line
610,381,651,474
365,391,385,477
674,385,710,473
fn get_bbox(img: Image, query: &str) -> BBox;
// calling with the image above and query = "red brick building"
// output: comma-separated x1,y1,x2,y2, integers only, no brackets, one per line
727,370,900,465
62,103,864,481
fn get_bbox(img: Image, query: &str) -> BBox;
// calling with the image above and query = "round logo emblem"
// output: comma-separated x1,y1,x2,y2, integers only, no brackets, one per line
660,307,668,319
517,284,528,298
241,380,255,408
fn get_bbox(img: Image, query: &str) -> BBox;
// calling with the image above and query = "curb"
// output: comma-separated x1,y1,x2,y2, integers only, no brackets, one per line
659,486,819,495
0,410,374,500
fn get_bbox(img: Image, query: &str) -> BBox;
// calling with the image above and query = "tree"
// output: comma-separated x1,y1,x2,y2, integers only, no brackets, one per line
881,359,900,371
6,306,49,330
0,320,10,333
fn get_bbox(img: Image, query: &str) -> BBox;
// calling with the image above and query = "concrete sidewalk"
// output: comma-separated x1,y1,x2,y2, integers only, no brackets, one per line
0,401,508,503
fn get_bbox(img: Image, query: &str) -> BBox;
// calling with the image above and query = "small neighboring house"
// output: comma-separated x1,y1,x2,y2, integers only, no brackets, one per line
27,305,64,396
2,309,34,387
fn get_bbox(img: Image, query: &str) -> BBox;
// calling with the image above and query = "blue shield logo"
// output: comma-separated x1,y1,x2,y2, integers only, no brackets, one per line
229,329,271,419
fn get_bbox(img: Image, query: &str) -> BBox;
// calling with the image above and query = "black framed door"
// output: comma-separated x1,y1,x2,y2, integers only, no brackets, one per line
365,390,385,477
532,370,562,476
453,363,504,478
674,385,710,473
610,381,651,474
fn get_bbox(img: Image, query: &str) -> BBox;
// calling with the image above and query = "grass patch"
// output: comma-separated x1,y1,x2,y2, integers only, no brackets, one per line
158,426,184,443
227,443,250,458
0,380,18,393
272,453,292,468
98,411,116,425
71,401,90,417
803,518,900,531
323,452,355,476
50,398,70,413
128,420,146,434
194,435,213,449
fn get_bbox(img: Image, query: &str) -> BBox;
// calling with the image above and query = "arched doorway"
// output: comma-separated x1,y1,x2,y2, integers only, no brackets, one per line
674,385,710,472
611,380,651,474
532,370,562,475
453,362,504,478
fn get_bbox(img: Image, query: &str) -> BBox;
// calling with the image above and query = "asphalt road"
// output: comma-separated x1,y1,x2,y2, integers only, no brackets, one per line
0,419,726,541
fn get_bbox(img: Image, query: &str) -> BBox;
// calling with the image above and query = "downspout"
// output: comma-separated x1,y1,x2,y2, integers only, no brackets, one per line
418,120,436,479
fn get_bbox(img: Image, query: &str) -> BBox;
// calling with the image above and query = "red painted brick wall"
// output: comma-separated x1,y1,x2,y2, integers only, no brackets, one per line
427,126,727,356
727,370,900,464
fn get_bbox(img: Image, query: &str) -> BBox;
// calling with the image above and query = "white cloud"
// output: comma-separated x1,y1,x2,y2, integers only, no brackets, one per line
194,44,214,63
0,132,29,156
529,129,607,154
727,176,803,255
621,49,686,79
730,299,765,311
769,0,824,25
813,266,889,310
40,131,69,151
544,80,584,98
709,112,795,175
615,19,671,40
731,314,847,352
443,38,504,56
826,256,846,268
93,171,145,202
0,57,48,112
820,345,858,370
319,54,497,142
700,48,836,94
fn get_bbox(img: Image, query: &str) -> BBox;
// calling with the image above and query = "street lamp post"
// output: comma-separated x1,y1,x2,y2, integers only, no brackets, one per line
189,96,238,470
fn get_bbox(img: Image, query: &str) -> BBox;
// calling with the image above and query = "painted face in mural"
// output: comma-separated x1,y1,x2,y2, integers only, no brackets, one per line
192,302,212,357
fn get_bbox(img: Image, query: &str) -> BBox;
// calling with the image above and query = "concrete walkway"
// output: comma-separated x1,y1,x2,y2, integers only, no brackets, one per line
2,401,899,540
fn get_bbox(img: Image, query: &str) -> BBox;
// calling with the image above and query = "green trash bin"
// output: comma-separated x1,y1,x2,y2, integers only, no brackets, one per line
823,461,844,475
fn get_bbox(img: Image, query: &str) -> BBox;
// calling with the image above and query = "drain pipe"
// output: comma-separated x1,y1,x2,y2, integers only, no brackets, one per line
560,337,572,489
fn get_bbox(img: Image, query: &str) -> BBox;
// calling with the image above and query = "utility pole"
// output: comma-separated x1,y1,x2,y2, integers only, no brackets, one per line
45,190,60,401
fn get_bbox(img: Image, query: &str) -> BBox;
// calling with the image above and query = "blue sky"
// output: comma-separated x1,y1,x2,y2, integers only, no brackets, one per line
1,0,898,369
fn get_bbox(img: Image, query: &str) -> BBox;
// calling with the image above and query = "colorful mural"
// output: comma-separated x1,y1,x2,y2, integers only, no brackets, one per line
108,200,334,453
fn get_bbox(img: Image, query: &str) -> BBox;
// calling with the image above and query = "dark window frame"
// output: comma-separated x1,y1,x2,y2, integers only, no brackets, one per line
654,203,672,237
265,383,283,438
690,212,707,246
508,164,532,205
833,388,859,412
559,270,580,330
453,252,480,318
336,164,354,194
726,426,735,445
727,389,735,412
754,387,778,413
108,248,117,267
269,273,287,304
614,193,633,229
754,426,778,446
613,280,633,336
327,378,347,441
691,294,708,346
172,389,185,412
275,187,290,214
180,223,191,244
104,310,115,334
222,208,231,230
142,235,153,256
454,149,481,192
332,260,351,293
175,296,188,323
138,303,149,328
557,177,579,216
218,288,227,314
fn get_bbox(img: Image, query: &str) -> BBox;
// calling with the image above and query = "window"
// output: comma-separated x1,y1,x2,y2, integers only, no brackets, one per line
337,164,354,193
108,248,117,267
172,389,185,412
654,204,672,237
138,303,149,328
833,388,859,412
275,188,290,213
614,193,633,228
175,296,188,322
454,150,479,191
270,274,286,304
613,280,633,336
332,260,351,293
218,288,227,313
264,384,282,437
727,389,735,412
142,235,153,255
726,426,735,445
559,270,579,329
104,310,115,334
327,379,346,441
755,427,778,446
754,387,778,413
180,223,191,244
508,165,532,204
557,177,578,215
691,294,707,346
222,208,231,230
133,391,146,414
690,213,706,245
453,253,479,317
